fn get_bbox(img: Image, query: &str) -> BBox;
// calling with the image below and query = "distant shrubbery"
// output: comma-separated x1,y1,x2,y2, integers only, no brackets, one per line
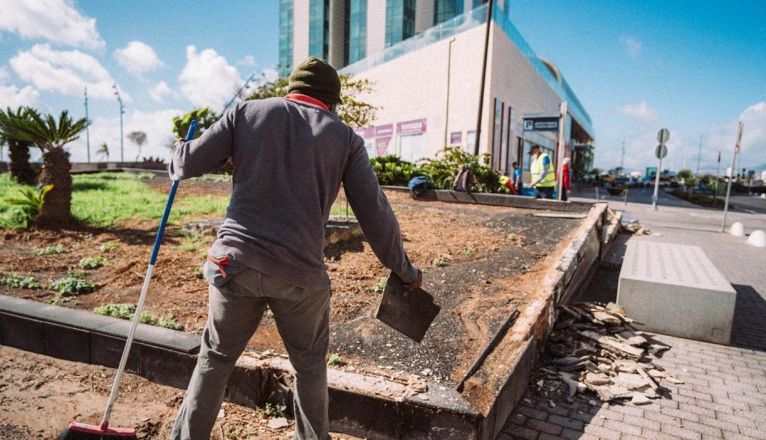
369,147,501,193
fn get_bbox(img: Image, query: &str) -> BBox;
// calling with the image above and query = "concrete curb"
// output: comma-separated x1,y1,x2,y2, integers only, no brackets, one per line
0,201,619,439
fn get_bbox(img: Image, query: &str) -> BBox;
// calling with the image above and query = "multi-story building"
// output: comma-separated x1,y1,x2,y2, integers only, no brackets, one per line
279,0,594,177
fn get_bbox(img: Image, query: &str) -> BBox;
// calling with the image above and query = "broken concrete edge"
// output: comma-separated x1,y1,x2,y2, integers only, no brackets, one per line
462,202,609,439
382,185,594,212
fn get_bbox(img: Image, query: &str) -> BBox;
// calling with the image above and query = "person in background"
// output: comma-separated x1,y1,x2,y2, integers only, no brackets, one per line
561,157,571,201
512,161,523,194
527,146,556,199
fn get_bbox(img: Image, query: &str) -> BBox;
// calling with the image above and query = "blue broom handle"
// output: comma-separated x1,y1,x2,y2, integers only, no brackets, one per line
149,119,197,265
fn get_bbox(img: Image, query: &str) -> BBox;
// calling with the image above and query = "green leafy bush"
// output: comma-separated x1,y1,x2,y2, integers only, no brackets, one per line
264,402,287,418
417,148,501,192
370,155,420,186
0,273,40,289
32,244,67,256
368,277,387,293
79,256,108,269
49,275,96,296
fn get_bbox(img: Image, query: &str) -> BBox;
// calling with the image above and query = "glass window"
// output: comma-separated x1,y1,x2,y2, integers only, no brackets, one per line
309,0,330,59
385,0,415,47
279,0,294,76
345,0,367,65
434,0,463,25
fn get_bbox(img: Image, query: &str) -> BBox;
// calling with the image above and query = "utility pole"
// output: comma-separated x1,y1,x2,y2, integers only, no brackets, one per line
84,87,91,163
619,140,625,174
713,150,721,208
473,0,494,156
721,122,744,232
113,83,125,162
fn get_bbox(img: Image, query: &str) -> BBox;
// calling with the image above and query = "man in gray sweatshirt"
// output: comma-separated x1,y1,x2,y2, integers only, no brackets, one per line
169,57,421,440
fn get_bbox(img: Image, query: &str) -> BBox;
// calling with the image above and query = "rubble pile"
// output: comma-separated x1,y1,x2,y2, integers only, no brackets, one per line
623,220,651,235
538,302,683,406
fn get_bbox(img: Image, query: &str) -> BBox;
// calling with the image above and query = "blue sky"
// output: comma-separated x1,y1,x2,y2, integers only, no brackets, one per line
0,0,763,172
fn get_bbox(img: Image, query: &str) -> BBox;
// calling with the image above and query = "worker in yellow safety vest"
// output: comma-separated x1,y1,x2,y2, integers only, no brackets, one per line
527,145,556,199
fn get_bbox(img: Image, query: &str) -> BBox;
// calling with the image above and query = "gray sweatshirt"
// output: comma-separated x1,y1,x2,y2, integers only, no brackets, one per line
169,97,417,289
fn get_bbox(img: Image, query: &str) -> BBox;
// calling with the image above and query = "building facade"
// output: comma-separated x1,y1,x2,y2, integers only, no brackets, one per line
279,0,593,176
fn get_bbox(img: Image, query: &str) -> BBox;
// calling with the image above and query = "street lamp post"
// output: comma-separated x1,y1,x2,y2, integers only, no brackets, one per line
113,84,125,162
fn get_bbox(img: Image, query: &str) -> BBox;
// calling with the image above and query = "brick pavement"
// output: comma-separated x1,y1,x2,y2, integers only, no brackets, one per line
500,331,766,439
500,196,766,439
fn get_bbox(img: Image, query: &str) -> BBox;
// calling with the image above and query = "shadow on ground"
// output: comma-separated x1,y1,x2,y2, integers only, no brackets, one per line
731,284,766,351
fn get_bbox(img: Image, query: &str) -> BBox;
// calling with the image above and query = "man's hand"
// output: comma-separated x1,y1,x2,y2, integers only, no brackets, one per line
403,269,423,291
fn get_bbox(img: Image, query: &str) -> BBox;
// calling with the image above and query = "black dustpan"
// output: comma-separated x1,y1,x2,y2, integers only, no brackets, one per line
375,271,440,343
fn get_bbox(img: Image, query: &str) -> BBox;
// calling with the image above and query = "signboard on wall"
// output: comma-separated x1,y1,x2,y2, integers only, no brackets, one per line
523,117,559,132
375,124,394,156
450,131,462,145
397,119,427,136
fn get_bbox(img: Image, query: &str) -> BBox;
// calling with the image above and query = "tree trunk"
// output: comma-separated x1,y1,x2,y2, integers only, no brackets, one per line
8,140,37,185
37,147,72,226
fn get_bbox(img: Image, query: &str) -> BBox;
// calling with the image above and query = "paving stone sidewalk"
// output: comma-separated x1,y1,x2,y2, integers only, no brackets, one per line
500,197,766,439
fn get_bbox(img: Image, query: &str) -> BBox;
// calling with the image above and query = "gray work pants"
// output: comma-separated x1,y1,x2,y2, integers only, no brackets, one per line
171,268,331,440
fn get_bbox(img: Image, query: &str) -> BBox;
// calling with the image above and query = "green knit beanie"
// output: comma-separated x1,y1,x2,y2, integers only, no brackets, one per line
288,57,342,106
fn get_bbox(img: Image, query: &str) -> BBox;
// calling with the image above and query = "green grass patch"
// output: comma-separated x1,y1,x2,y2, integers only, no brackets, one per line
49,275,96,296
79,256,108,269
0,273,41,289
327,353,344,367
93,303,185,330
0,174,36,228
330,201,354,218
32,244,68,256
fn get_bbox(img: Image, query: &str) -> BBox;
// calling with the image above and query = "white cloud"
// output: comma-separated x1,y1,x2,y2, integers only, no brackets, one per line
68,109,183,162
0,0,105,50
9,43,129,101
239,54,256,67
149,81,177,103
114,41,164,76
179,45,241,108
0,84,40,108
619,35,642,58
620,101,657,122
0,66,9,81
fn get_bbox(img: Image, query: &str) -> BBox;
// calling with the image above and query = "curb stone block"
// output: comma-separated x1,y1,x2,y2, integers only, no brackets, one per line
0,313,44,353
89,332,142,374
43,321,90,363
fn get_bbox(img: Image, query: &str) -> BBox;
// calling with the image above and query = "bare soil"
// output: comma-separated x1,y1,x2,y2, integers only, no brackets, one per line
0,346,362,439
0,177,582,386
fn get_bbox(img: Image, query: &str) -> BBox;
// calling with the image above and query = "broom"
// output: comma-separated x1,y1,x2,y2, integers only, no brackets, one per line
59,120,198,440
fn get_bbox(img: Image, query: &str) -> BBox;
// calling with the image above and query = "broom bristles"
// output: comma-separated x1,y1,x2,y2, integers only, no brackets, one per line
59,422,137,440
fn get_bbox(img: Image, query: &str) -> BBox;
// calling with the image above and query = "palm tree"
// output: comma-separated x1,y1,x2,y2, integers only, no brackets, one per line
127,130,147,161
10,110,87,225
0,107,38,185
97,142,110,161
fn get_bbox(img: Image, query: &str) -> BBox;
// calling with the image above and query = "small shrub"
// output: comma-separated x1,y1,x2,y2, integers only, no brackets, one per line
463,247,476,258
327,353,344,367
158,314,184,331
32,244,67,256
370,155,420,186
264,403,287,418
79,256,108,269
0,273,40,289
194,267,204,279
265,308,275,319
5,184,53,223
100,242,120,253
94,304,184,330
50,276,96,296
368,277,387,293
432,256,449,267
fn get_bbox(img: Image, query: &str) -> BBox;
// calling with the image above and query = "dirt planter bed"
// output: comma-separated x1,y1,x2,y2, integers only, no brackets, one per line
0,178,616,439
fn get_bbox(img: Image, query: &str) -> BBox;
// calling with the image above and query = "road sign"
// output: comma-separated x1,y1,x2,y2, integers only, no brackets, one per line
657,128,670,144
655,144,668,159
523,117,559,132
